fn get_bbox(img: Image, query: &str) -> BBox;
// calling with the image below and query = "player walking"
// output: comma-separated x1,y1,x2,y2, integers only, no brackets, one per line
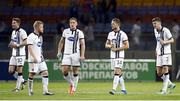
8,17,27,92
57,17,85,95
152,17,176,94
105,18,129,95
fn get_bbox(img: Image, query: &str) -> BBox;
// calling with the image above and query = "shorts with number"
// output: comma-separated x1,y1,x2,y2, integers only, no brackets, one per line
29,61,48,73
156,54,172,67
111,58,124,70
9,56,26,66
62,53,80,66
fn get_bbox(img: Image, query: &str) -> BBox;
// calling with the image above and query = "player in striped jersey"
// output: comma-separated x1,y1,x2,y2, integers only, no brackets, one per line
152,17,176,94
27,21,54,96
57,17,85,95
8,18,27,92
105,18,129,95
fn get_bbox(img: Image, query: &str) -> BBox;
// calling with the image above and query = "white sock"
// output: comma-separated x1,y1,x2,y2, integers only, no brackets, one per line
112,75,119,90
161,74,173,85
42,76,49,93
73,74,79,91
21,78,24,82
119,75,126,91
16,74,22,89
28,78,33,93
13,72,18,79
162,73,169,92
64,73,74,86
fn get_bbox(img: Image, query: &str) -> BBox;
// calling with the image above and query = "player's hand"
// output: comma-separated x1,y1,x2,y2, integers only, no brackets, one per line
80,56,85,61
160,39,166,45
111,47,118,52
57,52,62,59
8,42,20,48
34,58,40,63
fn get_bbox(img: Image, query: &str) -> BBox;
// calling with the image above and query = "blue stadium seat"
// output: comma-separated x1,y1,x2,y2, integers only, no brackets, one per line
33,8,42,15
12,7,22,16
41,7,54,15
169,7,179,15
0,7,12,15
54,7,64,15
136,7,147,15
147,7,158,15
128,7,137,15
158,7,169,14
22,7,33,16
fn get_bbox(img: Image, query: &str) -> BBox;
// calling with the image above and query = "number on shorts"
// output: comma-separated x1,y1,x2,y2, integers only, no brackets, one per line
117,60,122,65
166,57,168,63
17,58,22,63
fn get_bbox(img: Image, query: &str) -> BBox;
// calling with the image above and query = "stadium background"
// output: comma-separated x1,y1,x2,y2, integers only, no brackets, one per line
0,0,179,81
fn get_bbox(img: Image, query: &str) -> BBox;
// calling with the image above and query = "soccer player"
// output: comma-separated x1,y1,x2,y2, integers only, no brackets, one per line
57,17,85,95
27,21,54,96
152,17,176,94
8,17,27,92
105,18,129,95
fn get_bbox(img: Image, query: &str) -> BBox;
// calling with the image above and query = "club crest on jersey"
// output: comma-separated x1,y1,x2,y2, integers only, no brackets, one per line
68,37,75,41
112,39,117,44
37,41,42,47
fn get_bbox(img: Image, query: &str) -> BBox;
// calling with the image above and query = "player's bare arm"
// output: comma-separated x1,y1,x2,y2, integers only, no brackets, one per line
80,38,85,60
105,40,113,49
28,45,39,63
111,40,129,52
160,38,174,45
8,39,27,48
19,39,27,47
57,37,65,58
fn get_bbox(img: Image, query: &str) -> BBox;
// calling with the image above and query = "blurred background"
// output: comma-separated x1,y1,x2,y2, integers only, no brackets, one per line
0,0,179,81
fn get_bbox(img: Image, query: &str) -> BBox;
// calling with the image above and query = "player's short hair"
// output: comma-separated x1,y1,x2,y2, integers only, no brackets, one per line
33,20,44,29
69,17,78,22
12,17,21,24
112,18,121,26
152,17,161,22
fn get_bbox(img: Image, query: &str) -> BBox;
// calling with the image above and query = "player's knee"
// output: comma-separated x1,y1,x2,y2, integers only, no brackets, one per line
63,72,68,77
73,74,78,77
18,73,23,76
41,71,48,76
157,71,162,76
8,69,15,74
29,73,35,78
162,67,169,74
62,69,68,75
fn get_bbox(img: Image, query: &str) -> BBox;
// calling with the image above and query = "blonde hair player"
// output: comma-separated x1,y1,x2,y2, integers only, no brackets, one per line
27,21,54,96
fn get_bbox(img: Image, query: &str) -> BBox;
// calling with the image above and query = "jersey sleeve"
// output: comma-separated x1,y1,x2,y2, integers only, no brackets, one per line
11,31,14,41
21,30,28,40
165,28,172,40
62,30,66,38
27,34,34,45
79,31,84,39
107,32,111,40
122,33,128,41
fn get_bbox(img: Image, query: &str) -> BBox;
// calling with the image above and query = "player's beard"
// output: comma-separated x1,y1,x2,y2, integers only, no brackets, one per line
39,32,43,36
112,27,117,31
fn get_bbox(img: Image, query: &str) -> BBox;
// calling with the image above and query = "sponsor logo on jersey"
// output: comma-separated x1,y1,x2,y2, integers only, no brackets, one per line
68,37,75,41
37,41,42,47
12,37,18,42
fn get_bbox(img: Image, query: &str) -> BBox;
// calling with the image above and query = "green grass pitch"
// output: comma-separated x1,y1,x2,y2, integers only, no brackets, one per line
0,81,180,100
